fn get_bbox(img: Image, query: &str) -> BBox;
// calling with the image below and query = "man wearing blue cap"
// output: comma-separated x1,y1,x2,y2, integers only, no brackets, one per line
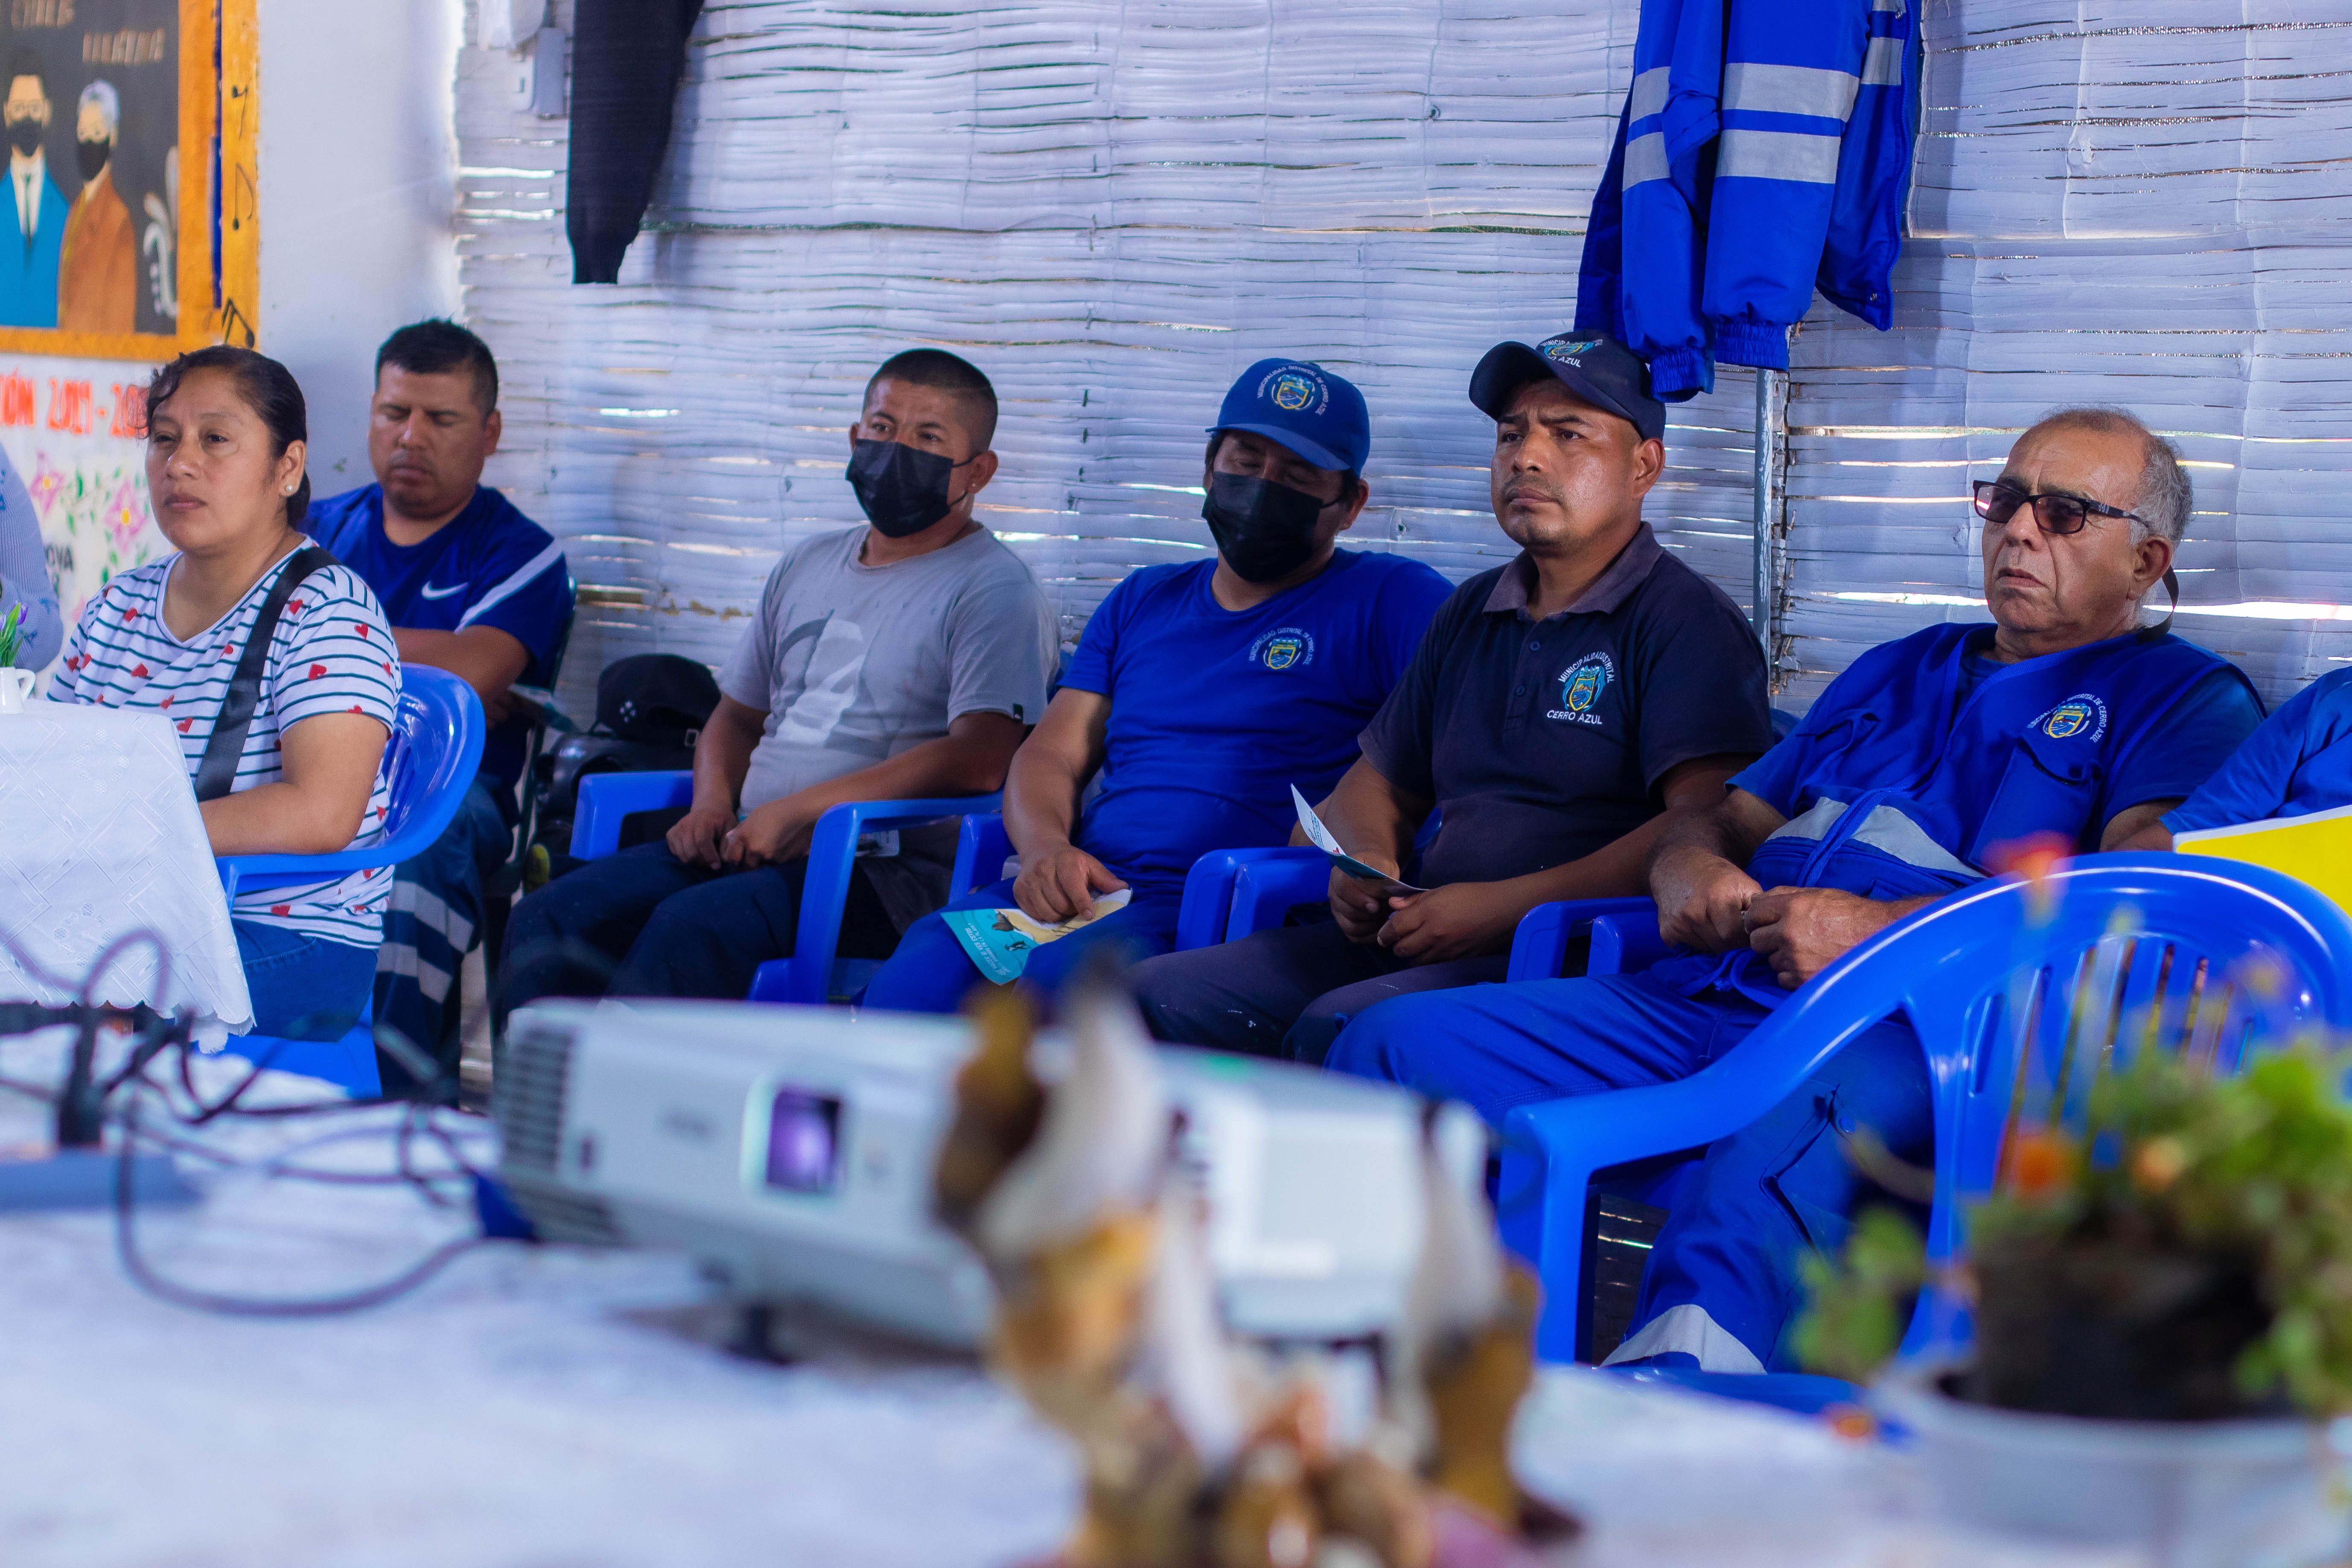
1131,333,1778,1062
862,359,1452,1011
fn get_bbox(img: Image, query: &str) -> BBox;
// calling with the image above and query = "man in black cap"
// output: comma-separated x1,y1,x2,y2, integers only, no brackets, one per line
1131,333,1777,1063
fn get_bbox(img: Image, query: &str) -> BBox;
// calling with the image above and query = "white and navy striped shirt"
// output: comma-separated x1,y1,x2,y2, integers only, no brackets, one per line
50,549,402,948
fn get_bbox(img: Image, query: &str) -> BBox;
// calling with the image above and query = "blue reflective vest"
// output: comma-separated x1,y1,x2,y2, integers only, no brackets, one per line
1680,624,2261,1005
1575,0,1917,399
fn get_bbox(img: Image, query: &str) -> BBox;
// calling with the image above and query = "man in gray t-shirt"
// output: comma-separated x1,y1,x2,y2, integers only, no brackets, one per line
498,349,1055,1013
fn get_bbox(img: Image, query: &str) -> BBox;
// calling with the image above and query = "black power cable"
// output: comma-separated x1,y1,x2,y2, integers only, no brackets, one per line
0,934,496,1319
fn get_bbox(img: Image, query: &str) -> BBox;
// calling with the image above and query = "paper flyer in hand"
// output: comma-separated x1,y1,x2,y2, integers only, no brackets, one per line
1291,785,1425,894
2174,803,2352,916
943,890,1135,985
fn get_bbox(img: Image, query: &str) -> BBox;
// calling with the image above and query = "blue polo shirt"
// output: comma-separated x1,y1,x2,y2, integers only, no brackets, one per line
1064,548,1451,896
1362,525,1777,886
2165,666,2352,834
308,483,574,802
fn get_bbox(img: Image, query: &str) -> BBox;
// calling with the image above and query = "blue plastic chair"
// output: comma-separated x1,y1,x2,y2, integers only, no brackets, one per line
567,771,1001,1005
214,666,488,1096
1496,854,2352,1370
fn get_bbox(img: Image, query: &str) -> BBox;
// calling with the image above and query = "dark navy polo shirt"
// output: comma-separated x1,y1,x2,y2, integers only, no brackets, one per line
1360,524,1775,886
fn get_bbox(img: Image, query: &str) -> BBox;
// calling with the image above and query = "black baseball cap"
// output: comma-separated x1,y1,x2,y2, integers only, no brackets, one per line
1468,332,1666,444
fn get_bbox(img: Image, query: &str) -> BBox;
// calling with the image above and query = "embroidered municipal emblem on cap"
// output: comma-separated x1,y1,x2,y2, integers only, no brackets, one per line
1548,651,1616,724
1543,339,1600,366
1270,371,1319,412
1250,627,1315,670
2036,693,2109,742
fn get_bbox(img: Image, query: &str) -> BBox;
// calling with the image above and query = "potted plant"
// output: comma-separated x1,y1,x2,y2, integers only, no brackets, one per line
1798,1045,2352,1567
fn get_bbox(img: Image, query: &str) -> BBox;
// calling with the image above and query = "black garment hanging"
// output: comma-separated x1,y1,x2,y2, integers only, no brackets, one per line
566,0,706,285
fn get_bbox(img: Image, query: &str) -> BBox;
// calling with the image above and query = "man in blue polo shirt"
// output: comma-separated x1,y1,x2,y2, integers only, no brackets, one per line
1130,335,1778,1063
309,319,574,1093
860,358,1453,1012
1330,405,2265,1373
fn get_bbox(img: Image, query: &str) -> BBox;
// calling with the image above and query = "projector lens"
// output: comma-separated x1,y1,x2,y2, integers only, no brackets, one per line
765,1088,843,1194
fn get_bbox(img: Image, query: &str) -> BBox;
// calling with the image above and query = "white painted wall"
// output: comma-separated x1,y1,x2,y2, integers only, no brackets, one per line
257,0,464,494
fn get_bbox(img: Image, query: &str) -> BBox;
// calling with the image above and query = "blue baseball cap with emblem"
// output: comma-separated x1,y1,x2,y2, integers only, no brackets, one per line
1208,358,1372,473
1468,332,1666,444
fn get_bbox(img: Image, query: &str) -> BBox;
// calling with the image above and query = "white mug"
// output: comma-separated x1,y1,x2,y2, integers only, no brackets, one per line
0,667,35,714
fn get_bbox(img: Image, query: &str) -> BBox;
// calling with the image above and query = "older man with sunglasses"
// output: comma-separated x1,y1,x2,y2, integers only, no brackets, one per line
1324,405,2263,1374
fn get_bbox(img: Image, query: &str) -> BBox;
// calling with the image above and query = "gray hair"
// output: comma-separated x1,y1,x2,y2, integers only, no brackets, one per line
2023,405,2191,546
77,79,117,137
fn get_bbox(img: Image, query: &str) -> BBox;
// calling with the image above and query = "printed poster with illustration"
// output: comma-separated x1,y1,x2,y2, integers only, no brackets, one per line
0,0,258,359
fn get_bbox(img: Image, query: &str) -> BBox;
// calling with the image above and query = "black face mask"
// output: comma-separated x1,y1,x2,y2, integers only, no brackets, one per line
845,437,974,539
6,119,41,157
75,137,108,182
1202,471,1332,584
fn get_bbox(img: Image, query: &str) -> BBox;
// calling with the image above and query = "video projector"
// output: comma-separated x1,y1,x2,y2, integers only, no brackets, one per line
495,999,1484,1347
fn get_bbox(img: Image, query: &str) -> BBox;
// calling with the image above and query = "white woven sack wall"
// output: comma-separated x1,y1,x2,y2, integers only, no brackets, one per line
455,0,1768,716
1781,1,2352,708
456,0,2352,718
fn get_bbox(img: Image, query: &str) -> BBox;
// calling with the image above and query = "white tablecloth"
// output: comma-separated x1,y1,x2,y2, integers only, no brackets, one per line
0,1047,2150,1568
0,706,253,1037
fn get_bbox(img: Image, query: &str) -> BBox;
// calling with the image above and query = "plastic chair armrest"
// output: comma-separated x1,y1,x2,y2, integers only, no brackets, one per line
570,771,694,861
1175,846,1323,952
1504,897,1659,983
746,960,794,1003
952,813,1014,899
781,794,1003,1005
1225,850,1332,941
1589,909,1670,976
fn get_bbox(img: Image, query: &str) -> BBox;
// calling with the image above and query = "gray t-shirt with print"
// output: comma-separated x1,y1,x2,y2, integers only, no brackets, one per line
717,523,1055,926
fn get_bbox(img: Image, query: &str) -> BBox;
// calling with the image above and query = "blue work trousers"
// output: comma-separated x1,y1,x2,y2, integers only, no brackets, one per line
860,877,1185,1014
1327,969,1931,1371
494,841,899,1032
233,919,379,1043
375,778,511,1076
1131,918,1511,1064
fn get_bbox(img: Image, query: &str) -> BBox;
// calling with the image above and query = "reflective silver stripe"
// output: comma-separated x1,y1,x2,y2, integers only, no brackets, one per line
1602,1304,1766,1374
376,941,454,1003
1716,128,1842,184
1624,131,1671,188
1628,66,1672,122
1872,0,1906,12
388,879,476,951
1765,797,1848,843
1862,36,1904,86
1849,805,1984,882
1766,799,1983,881
1723,62,1859,122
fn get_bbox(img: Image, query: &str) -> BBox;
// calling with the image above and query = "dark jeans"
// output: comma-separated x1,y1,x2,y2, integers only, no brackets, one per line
494,842,899,1031
1128,918,1512,1064
233,920,379,1043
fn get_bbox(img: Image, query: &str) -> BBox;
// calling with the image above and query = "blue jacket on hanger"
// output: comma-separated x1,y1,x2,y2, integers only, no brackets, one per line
1576,0,1918,398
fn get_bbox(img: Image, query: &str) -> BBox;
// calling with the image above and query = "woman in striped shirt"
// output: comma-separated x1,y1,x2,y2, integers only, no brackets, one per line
50,348,402,1041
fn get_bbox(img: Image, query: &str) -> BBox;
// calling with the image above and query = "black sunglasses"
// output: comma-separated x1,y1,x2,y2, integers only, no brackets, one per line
1973,479,2145,537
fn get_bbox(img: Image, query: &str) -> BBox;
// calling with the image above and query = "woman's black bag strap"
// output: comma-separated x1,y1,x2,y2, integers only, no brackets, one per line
193,545,342,803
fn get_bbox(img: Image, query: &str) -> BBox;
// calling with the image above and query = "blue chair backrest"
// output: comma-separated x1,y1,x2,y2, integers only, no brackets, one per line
1883,857,2352,1352
217,665,486,900
371,663,487,860
370,666,489,863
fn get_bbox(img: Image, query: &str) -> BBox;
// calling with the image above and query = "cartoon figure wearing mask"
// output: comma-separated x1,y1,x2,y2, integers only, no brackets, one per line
0,48,64,329
58,79,134,334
